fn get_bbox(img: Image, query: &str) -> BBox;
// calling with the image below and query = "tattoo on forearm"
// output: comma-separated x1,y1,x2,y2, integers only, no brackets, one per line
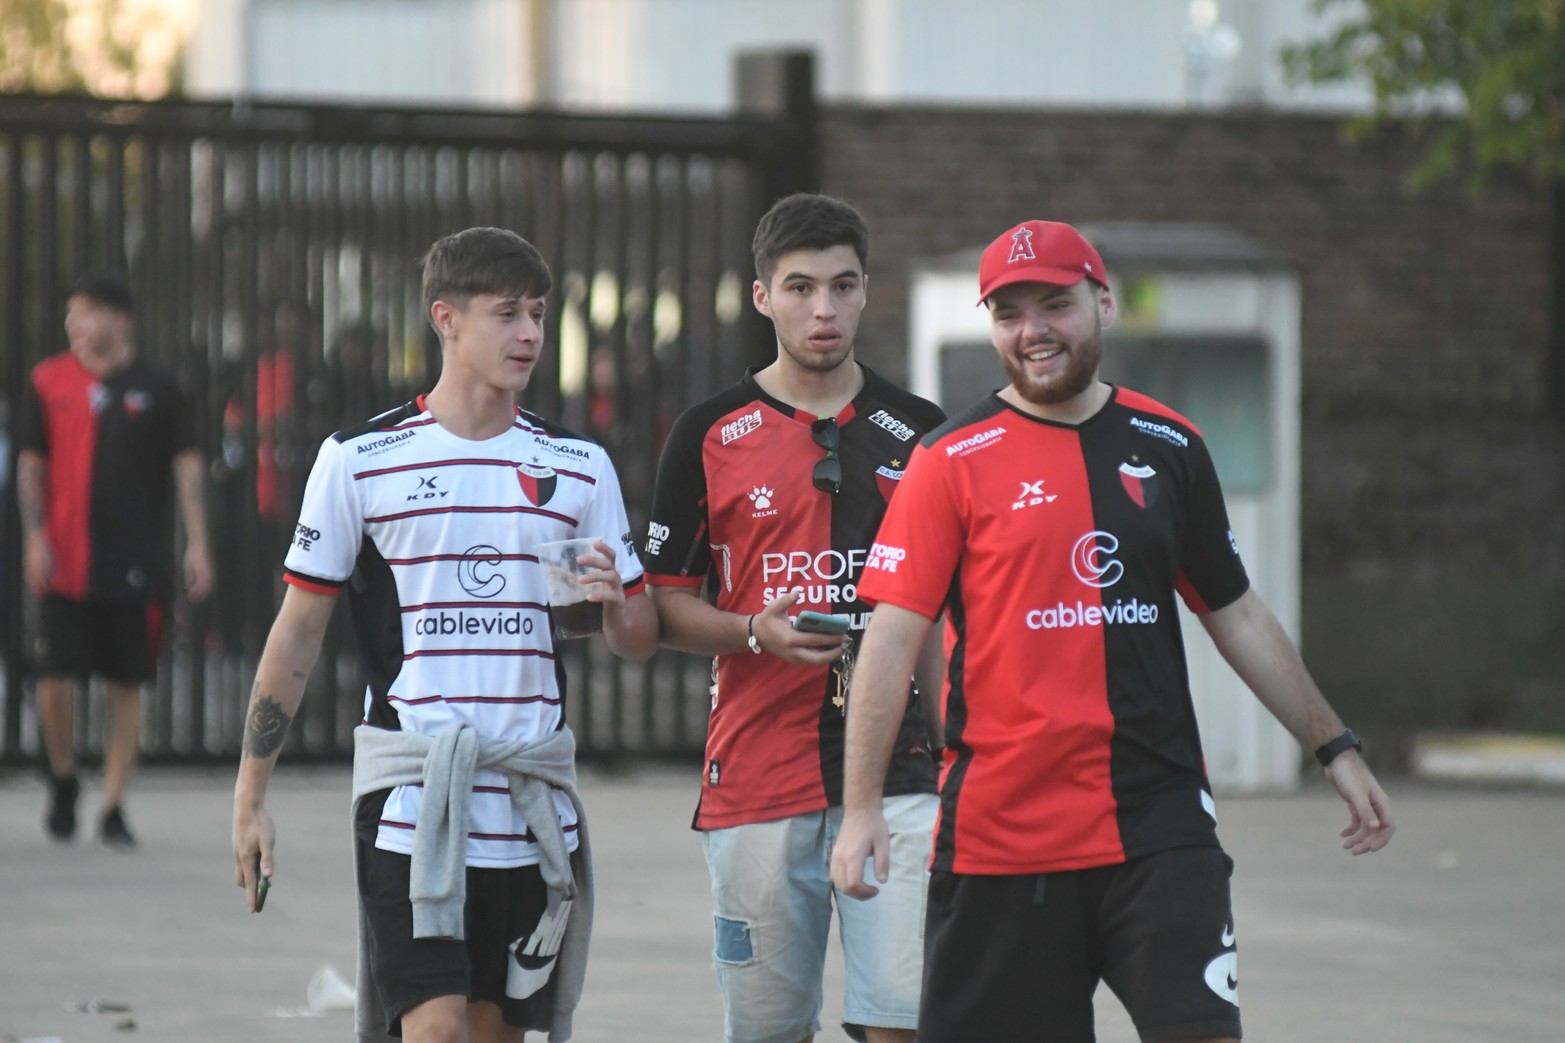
243,696,293,758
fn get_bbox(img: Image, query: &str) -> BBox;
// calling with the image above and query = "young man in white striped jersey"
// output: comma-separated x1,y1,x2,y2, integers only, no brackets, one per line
232,227,658,1043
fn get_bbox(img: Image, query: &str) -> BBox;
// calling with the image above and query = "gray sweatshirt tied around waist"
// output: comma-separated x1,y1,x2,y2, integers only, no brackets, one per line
349,722,593,1043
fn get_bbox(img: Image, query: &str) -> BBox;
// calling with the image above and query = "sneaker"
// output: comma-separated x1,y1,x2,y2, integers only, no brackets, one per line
45,773,80,841
98,806,137,850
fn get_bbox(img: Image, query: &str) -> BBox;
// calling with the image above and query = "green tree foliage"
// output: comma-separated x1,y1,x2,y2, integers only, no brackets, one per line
1283,0,1565,187
0,0,79,92
0,0,187,98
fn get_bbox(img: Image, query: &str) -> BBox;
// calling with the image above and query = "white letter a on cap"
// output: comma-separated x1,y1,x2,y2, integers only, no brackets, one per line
1008,227,1035,263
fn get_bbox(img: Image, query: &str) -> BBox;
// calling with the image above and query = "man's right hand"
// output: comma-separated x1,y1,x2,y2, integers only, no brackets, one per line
232,802,277,914
23,531,52,597
751,591,849,666
829,805,891,900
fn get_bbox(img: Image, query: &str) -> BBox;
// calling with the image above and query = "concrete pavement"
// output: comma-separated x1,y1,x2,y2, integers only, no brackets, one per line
1,763,1562,1042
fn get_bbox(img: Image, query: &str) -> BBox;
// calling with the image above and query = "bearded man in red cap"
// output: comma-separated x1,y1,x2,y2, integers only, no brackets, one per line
829,220,1395,1043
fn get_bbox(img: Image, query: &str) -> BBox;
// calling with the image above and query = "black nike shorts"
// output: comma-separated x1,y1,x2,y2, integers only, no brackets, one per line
919,846,1242,1043
34,596,165,684
354,790,560,1036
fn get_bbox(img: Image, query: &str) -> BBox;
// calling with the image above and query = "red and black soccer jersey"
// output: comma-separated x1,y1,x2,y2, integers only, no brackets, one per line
859,387,1250,875
645,366,946,830
19,352,197,602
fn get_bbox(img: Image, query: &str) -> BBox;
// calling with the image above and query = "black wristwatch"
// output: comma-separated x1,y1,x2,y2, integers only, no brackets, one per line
1314,729,1363,767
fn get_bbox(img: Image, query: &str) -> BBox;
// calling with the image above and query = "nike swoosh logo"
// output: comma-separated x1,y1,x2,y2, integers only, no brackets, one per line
1204,951,1239,1006
1221,923,1235,948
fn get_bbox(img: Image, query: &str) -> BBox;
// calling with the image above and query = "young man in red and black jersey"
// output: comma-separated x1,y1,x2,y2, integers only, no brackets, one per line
18,272,213,849
830,220,1396,1043
645,194,945,1043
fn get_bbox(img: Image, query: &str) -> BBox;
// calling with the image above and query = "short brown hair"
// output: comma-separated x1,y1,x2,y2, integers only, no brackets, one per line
421,227,552,332
752,194,869,287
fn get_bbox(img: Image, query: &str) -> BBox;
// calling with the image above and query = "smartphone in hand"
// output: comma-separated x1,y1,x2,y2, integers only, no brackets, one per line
794,611,851,635
254,853,270,912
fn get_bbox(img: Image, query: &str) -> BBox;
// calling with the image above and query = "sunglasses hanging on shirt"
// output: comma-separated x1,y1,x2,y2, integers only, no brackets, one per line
811,417,841,495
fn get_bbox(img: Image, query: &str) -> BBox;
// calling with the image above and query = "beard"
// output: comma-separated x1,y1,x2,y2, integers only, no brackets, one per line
1001,322,1103,407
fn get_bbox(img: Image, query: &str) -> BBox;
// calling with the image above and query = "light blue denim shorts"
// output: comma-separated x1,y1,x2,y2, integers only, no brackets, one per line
702,792,937,1043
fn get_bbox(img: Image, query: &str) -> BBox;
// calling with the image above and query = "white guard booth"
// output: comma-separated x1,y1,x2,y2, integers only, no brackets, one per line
907,224,1303,792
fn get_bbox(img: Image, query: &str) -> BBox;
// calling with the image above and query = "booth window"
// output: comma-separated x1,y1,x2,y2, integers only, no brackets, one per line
1101,334,1272,494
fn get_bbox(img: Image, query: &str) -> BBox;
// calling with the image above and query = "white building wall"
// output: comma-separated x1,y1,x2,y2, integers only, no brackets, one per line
186,0,1375,112
189,0,532,106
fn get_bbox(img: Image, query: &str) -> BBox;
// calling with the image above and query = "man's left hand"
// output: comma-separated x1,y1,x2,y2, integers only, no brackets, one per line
1327,751,1395,855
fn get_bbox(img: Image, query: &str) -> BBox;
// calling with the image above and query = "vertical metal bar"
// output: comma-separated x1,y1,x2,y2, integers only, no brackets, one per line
607,151,632,756
105,136,126,271
71,135,90,277
40,136,61,342
388,144,412,403
2,132,28,760
572,150,598,752
136,133,176,760
670,153,697,755
633,151,662,755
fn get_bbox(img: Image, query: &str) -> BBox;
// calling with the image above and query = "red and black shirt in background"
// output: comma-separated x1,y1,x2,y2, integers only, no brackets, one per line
19,352,196,603
860,387,1250,876
645,365,946,830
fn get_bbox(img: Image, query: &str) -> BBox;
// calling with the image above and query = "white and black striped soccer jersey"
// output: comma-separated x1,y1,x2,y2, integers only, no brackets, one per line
283,397,646,868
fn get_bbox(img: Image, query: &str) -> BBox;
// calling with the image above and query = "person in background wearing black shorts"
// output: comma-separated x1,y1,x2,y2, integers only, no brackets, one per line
17,272,214,849
830,219,1396,1042
232,227,659,1043
644,193,946,1043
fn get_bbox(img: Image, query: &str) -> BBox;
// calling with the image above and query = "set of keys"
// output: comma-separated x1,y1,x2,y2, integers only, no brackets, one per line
831,642,855,714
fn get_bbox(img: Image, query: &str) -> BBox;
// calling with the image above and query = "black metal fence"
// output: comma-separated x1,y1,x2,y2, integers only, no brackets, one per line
1,79,815,766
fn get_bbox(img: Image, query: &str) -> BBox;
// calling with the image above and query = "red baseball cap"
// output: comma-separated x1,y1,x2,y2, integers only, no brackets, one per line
977,220,1108,303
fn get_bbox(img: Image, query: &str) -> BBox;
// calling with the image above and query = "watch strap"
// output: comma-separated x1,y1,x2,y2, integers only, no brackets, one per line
1314,728,1362,767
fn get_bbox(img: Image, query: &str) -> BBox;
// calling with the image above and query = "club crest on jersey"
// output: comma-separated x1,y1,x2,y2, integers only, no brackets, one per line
1119,461,1159,508
875,461,905,503
123,389,151,417
517,462,558,507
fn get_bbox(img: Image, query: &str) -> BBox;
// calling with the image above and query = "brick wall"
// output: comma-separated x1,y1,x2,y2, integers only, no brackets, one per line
822,105,1564,737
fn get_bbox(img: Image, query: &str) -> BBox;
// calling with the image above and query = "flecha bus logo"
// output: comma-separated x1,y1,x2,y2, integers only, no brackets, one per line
867,409,916,441
720,409,763,445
